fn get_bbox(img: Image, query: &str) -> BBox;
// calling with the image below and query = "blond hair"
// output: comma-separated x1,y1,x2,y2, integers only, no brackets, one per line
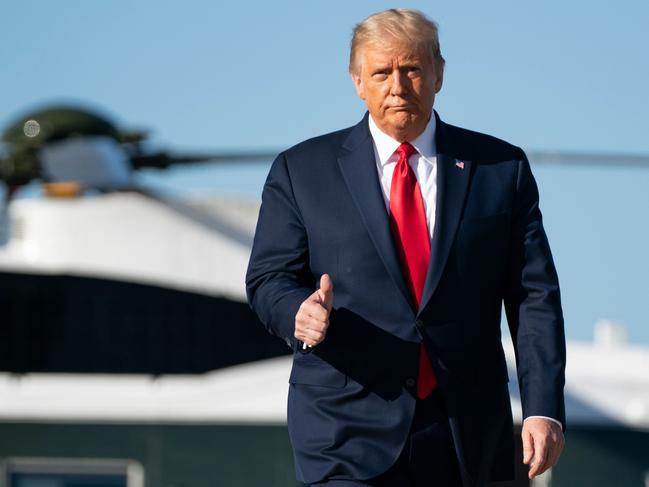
349,9,445,75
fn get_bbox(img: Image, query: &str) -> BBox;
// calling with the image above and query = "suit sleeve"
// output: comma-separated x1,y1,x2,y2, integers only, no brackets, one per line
245,152,314,352
504,150,567,430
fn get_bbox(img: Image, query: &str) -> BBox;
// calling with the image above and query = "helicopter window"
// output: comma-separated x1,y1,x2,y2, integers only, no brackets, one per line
39,136,132,189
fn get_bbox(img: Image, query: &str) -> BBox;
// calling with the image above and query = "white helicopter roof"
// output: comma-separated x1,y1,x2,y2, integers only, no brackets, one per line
0,192,259,301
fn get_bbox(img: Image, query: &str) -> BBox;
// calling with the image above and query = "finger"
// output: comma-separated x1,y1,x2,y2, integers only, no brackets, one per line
295,313,329,331
305,289,323,303
545,446,559,473
528,437,548,479
294,326,325,346
295,313,328,334
297,335,318,347
522,428,534,465
540,425,561,469
295,316,328,345
545,437,559,470
299,300,329,322
317,274,334,310
546,431,564,469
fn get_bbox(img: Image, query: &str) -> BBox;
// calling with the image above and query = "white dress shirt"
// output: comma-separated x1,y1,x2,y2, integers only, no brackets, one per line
366,113,563,430
368,113,438,241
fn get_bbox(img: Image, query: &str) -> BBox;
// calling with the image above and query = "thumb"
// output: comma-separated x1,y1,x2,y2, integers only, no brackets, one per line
317,273,334,311
522,428,534,465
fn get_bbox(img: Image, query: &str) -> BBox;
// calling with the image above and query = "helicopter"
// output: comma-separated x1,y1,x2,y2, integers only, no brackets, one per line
0,105,277,197
0,104,283,376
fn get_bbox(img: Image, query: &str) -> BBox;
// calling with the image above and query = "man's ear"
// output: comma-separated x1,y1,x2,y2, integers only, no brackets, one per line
434,67,444,94
351,73,366,101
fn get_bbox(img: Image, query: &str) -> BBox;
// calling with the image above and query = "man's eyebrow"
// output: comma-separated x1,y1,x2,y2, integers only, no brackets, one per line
371,66,390,74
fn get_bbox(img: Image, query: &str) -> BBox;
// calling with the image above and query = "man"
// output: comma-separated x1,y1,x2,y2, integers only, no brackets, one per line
246,9,565,487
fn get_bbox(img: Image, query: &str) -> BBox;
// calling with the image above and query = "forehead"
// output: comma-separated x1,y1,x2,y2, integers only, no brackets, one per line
359,39,430,67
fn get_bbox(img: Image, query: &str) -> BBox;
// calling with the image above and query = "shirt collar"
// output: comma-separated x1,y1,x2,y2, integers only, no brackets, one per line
368,112,437,166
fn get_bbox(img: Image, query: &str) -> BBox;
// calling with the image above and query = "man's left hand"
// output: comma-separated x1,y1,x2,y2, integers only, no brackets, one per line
522,417,564,479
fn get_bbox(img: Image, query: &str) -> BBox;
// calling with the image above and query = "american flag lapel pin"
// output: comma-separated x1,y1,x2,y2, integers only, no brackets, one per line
455,161,465,170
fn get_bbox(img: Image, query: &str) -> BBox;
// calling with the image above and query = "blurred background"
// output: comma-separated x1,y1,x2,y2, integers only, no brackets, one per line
0,1,648,486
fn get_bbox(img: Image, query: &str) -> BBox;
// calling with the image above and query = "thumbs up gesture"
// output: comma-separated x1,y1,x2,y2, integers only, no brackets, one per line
295,274,334,348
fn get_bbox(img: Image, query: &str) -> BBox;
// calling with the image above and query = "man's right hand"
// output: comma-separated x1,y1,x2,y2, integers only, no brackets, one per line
294,274,334,347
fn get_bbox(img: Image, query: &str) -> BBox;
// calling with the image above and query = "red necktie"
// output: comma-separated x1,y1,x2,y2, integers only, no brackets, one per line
388,142,437,399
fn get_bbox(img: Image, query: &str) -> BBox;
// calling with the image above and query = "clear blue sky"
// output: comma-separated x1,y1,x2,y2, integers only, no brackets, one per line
2,1,648,343
2,0,648,153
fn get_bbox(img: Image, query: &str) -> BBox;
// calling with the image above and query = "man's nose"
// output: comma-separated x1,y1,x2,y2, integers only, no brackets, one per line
390,71,409,96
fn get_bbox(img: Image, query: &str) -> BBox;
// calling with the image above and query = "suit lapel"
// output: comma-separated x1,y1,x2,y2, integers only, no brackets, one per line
336,113,472,318
337,115,415,313
417,118,472,316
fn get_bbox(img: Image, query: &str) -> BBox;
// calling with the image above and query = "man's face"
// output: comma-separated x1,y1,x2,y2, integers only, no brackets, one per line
352,40,443,142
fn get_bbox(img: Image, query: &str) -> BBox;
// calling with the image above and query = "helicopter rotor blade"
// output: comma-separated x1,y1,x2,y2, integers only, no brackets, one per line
132,149,649,170
527,151,649,168
131,151,278,170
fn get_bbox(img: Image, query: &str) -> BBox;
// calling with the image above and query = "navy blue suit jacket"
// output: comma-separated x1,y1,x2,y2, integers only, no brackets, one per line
245,112,566,486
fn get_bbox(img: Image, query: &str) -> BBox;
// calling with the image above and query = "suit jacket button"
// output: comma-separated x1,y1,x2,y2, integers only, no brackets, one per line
415,319,424,328
405,378,416,388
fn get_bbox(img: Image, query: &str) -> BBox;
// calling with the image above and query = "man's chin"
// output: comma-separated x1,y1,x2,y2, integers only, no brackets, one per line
384,115,426,140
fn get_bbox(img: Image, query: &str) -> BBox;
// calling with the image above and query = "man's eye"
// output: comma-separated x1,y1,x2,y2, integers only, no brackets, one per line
372,72,388,80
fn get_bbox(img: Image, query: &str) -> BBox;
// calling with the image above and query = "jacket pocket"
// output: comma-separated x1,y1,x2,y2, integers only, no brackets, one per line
289,355,347,388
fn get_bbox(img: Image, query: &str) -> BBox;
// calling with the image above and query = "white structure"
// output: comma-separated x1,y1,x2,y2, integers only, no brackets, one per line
0,337,646,428
0,192,256,300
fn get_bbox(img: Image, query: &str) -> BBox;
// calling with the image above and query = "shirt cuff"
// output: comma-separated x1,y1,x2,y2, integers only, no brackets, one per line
524,415,563,429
